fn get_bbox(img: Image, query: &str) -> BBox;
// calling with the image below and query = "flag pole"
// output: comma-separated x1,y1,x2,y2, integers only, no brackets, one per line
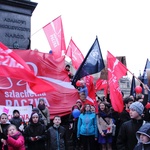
128,69,150,91
31,27,42,37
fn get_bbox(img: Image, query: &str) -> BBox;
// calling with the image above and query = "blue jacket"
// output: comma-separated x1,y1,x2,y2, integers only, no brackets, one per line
77,111,97,138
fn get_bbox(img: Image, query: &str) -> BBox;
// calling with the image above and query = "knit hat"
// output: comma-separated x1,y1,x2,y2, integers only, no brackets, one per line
129,101,144,115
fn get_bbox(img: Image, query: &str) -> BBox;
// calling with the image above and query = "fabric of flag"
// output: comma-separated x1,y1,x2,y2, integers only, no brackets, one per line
107,51,128,113
130,75,136,98
72,37,105,86
140,59,150,101
141,59,150,84
43,16,66,59
66,39,84,70
95,79,107,91
0,42,55,93
83,75,98,113
95,78,108,96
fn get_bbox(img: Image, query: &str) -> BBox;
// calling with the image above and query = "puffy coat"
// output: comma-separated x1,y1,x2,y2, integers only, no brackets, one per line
7,131,25,150
46,126,67,150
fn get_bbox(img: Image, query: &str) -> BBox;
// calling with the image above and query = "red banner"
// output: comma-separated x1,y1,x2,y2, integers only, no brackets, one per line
0,50,79,119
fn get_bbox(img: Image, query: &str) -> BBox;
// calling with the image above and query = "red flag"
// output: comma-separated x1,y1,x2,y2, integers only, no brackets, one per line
0,42,55,93
95,79,108,96
95,79,107,91
83,76,98,112
43,16,66,59
66,39,84,70
107,51,128,112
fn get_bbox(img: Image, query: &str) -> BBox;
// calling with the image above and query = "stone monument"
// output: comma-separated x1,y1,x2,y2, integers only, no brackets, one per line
0,0,37,49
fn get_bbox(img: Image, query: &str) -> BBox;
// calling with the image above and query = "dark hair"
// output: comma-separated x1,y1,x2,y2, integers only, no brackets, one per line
13,109,20,114
98,102,112,118
123,96,134,104
53,115,61,119
65,64,70,68
82,104,91,114
0,113,8,119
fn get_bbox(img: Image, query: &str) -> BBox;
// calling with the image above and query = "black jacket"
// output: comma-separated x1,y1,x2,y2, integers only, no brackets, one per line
23,122,46,150
46,125,67,150
117,119,145,150
9,117,22,130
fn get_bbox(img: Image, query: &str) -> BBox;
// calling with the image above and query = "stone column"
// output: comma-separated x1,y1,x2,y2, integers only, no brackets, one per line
0,0,37,49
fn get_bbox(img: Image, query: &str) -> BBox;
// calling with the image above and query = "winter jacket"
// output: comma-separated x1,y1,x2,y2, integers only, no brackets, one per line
9,117,22,130
38,107,50,126
117,119,145,150
46,125,67,150
0,122,10,150
119,109,130,126
23,122,46,150
7,131,25,150
77,111,98,138
134,123,150,150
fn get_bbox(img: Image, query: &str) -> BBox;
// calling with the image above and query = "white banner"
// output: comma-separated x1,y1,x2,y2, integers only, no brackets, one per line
0,105,32,122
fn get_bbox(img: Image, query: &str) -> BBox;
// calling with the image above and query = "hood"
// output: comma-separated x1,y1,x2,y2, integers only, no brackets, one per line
136,123,150,145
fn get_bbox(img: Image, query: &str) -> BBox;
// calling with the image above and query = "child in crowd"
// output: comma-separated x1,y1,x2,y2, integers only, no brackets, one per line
134,123,150,150
23,112,46,150
6,124,25,150
9,110,23,132
0,113,11,150
46,116,67,150
117,101,146,150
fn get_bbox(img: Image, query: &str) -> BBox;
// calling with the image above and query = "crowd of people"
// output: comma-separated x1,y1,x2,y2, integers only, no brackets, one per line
67,83,150,150
0,85,150,150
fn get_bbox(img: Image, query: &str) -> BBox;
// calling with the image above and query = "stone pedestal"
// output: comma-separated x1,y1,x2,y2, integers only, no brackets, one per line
0,0,37,49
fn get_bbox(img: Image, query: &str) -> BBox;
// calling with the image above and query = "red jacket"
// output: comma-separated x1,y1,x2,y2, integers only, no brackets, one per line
7,132,25,150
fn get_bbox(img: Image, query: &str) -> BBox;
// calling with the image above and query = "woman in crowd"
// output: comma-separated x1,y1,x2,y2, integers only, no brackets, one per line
37,98,50,128
97,102,114,150
23,112,46,150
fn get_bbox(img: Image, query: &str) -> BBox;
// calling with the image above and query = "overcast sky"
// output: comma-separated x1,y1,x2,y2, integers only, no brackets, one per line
31,0,150,78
